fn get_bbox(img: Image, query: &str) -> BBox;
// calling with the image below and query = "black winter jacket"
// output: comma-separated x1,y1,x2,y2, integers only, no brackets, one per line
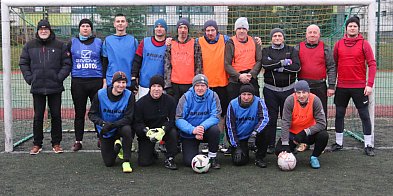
19,32,72,95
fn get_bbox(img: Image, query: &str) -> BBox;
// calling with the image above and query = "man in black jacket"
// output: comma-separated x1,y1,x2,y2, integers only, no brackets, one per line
134,75,178,170
19,19,72,155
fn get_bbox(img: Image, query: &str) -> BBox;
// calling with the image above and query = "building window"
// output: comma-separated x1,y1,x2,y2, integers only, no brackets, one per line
147,6,166,14
176,6,214,14
71,7,96,14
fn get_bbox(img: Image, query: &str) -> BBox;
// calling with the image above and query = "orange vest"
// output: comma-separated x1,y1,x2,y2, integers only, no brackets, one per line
170,39,195,84
231,36,256,72
298,41,326,80
199,35,228,87
290,93,316,134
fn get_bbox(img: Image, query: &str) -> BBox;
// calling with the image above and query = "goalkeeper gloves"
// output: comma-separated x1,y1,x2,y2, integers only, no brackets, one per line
146,126,166,143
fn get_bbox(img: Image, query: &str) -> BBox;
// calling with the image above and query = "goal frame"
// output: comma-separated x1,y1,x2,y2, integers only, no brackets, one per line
1,0,376,152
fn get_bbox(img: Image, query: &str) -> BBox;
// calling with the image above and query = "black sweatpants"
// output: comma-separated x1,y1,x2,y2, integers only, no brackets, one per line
181,125,220,166
309,81,328,126
32,93,62,147
231,130,269,166
172,83,192,105
136,127,178,166
334,87,371,135
100,125,133,167
275,131,329,157
71,78,102,141
263,87,293,147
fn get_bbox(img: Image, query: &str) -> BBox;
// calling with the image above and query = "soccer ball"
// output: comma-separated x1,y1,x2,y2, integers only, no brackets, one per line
191,154,211,173
277,152,297,171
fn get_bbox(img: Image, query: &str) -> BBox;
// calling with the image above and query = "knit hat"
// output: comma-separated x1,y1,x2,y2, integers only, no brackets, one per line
294,80,310,92
112,71,127,85
154,18,167,31
234,17,249,31
192,74,208,86
203,20,218,31
149,75,165,88
37,19,51,30
345,16,360,29
177,18,190,30
270,28,285,38
239,84,255,95
79,18,93,30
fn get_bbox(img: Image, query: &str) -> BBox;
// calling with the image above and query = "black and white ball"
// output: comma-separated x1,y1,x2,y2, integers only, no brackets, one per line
191,154,211,173
277,152,297,171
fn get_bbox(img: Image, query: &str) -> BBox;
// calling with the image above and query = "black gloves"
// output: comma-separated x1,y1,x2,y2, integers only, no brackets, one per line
248,131,257,151
281,145,291,153
101,122,114,135
294,130,307,144
233,147,245,163
130,79,138,92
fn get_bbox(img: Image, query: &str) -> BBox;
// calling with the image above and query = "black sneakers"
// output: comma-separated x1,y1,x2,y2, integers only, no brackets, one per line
330,143,343,152
210,157,221,169
164,157,178,170
266,145,275,154
255,158,267,168
364,145,375,156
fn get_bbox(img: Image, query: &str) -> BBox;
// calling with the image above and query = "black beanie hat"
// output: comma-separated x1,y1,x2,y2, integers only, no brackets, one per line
112,71,127,85
37,19,51,30
203,20,218,31
79,18,93,30
345,16,360,30
239,84,255,95
149,75,165,88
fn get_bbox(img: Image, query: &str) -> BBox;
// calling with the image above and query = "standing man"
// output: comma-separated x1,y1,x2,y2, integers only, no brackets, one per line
224,17,262,101
331,16,377,156
226,84,269,167
164,18,202,104
88,71,135,173
176,74,222,169
134,75,178,170
132,19,168,99
261,28,300,153
102,13,138,91
275,80,328,169
295,24,336,126
68,18,104,151
19,19,71,155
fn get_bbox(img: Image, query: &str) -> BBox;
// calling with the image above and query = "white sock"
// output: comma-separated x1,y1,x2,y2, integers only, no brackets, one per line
364,135,373,147
336,133,344,146
208,152,216,158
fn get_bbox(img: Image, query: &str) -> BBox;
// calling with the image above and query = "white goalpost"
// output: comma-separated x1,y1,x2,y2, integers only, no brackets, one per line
1,0,376,152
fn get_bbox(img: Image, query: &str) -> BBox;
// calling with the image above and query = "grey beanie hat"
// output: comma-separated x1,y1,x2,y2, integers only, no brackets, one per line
294,80,310,92
192,74,209,86
176,18,190,30
234,17,249,31
270,28,285,38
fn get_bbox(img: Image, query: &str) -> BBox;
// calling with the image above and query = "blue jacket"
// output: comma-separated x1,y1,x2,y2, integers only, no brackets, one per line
176,87,221,139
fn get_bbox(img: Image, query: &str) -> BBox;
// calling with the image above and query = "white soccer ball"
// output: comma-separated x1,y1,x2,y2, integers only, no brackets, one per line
191,154,211,173
277,152,297,171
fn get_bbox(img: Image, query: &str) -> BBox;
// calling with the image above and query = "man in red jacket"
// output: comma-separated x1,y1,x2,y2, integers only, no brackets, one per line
331,16,377,156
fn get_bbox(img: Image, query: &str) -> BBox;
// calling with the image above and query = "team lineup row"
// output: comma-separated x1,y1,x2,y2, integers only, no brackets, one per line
19,14,376,173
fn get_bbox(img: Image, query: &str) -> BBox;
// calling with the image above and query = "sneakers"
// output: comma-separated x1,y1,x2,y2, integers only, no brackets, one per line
266,145,275,154
330,143,343,152
122,162,132,173
72,142,82,152
255,158,267,168
310,156,320,169
52,144,64,153
364,145,375,156
219,144,228,153
115,140,124,160
158,143,167,153
224,146,232,156
209,157,221,169
164,157,178,170
30,145,42,155
201,144,208,154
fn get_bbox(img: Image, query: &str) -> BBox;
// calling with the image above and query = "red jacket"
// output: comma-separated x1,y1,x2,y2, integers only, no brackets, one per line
333,34,376,88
